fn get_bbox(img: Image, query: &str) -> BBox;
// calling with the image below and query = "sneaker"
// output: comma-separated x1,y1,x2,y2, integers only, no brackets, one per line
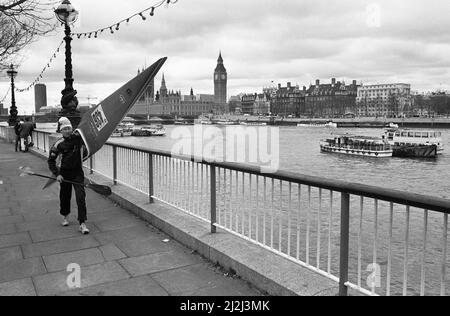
79,223,90,235
61,218,69,227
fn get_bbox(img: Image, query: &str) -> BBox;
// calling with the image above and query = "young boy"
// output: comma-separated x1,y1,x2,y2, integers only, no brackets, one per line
48,117,90,234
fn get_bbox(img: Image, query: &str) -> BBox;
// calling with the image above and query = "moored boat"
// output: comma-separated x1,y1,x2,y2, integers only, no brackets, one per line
392,144,438,158
216,120,238,126
174,120,193,125
383,128,444,157
240,122,267,126
385,122,399,129
132,124,166,137
111,129,123,137
194,119,214,125
320,134,393,158
298,121,337,128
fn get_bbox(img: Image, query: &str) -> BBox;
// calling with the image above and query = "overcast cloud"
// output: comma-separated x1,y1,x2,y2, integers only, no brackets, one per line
2,0,450,114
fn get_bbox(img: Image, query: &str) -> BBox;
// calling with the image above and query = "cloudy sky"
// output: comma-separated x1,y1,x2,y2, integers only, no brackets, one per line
2,0,450,114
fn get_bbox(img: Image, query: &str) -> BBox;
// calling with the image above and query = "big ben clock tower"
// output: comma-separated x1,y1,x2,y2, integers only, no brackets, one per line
214,52,227,104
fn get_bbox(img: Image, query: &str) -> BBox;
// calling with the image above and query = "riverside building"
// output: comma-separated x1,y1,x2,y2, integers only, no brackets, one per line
305,79,359,118
356,83,412,117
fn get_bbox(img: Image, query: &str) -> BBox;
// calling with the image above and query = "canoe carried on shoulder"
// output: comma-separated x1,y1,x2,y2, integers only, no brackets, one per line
76,57,167,159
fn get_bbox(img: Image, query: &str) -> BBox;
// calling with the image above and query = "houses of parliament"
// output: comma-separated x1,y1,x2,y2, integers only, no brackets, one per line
130,52,228,117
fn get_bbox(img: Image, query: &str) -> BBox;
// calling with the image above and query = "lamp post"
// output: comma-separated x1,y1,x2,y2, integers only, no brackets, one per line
6,64,18,126
54,0,80,130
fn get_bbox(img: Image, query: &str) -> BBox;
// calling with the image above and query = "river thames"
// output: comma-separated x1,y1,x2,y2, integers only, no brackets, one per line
103,125,450,199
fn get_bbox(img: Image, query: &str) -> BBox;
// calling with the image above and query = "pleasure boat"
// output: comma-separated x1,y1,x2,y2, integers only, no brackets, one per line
298,121,337,128
320,134,393,158
240,121,268,126
132,124,166,137
383,128,443,157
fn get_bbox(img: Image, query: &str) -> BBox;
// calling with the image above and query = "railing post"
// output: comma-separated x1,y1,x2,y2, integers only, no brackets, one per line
339,192,350,296
210,165,217,234
112,146,117,185
36,132,39,151
43,134,46,153
149,153,154,204
89,156,93,175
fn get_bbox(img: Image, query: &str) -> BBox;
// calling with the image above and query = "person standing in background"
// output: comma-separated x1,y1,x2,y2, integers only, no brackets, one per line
14,119,23,152
19,117,34,152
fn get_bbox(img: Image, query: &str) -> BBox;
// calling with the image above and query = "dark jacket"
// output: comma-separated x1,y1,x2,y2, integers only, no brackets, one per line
14,122,22,136
48,132,87,177
19,121,34,138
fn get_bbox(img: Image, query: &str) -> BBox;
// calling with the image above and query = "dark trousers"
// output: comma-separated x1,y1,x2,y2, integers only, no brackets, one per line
60,170,87,224
15,135,20,152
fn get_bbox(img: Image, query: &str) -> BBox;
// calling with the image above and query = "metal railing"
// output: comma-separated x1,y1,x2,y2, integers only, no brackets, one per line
31,130,51,153
7,128,449,296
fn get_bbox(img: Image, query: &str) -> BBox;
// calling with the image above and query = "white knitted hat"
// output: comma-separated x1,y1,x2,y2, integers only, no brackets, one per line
59,117,72,130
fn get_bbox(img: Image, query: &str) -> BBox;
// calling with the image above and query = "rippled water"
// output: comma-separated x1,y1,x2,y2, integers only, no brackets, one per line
104,125,450,199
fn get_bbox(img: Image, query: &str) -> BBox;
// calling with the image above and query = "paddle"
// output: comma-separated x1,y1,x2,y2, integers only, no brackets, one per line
19,167,112,197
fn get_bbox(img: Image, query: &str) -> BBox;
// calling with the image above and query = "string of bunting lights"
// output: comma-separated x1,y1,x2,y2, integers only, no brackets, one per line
13,0,179,94
72,0,179,39
15,40,65,93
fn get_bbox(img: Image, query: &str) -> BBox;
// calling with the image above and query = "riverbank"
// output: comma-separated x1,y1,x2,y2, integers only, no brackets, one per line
3,117,450,128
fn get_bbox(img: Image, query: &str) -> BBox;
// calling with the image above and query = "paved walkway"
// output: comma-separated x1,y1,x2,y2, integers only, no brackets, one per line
0,140,262,296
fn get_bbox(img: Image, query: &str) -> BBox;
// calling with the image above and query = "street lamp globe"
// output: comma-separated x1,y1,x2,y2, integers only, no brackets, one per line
54,0,79,25
6,64,18,79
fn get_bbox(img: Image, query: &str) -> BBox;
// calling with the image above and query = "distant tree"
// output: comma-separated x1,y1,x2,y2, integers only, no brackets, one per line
0,0,57,70
387,93,399,117
413,94,425,115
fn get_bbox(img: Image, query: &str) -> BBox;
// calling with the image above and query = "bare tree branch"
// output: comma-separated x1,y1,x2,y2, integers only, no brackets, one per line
0,0,29,11
0,0,58,70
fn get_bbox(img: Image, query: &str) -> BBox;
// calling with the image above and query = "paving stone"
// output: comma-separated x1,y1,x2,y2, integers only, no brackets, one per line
93,216,144,232
151,263,230,295
0,278,36,296
98,244,127,261
10,195,56,205
0,257,47,283
0,223,16,235
93,225,155,245
33,261,130,296
0,209,12,217
0,200,20,209
155,265,262,296
114,236,173,257
88,210,128,222
0,246,23,263
43,248,105,272
23,212,59,222
22,235,100,258
119,251,202,277
0,232,31,249
29,223,100,243
181,282,261,296
59,276,169,296
16,217,64,232
0,214,24,224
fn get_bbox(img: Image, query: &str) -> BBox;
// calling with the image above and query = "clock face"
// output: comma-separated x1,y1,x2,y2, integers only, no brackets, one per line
221,74,226,80
215,74,219,80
